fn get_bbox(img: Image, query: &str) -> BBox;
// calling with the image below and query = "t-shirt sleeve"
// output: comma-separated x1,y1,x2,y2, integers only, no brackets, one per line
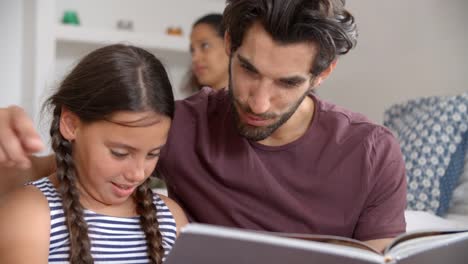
353,126,407,241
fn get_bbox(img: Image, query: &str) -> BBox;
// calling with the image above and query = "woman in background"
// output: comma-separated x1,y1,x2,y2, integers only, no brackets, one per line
0,44,188,264
185,13,229,94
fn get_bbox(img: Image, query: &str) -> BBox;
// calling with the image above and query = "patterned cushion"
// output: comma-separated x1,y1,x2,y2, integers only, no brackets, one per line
447,134,468,215
384,92,468,216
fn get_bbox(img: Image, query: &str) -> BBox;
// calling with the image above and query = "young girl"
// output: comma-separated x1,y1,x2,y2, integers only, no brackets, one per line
184,13,229,94
0,44,188,263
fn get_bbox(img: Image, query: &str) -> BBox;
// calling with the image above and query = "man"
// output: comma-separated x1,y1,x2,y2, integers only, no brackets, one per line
0,0,406,252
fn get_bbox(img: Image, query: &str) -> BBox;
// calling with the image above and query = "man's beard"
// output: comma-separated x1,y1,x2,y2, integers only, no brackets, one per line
228,78,310,142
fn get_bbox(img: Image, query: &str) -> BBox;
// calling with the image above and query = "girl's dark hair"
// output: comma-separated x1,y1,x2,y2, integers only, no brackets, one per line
223,0,358,76
45,44,174,264
184,13,225,94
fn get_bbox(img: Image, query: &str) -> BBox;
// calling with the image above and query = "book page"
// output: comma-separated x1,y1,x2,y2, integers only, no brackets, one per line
385,229,468,253
387,232,468,258
270,232,381,254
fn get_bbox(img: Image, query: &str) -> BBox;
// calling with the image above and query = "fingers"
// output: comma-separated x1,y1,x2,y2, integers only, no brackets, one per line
10,106,44,153
0,145,14,167
0,106,44,169
0,124,31,169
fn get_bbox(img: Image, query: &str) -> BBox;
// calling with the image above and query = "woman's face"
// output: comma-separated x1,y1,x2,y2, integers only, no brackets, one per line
190,23,229,90
61,110,171,210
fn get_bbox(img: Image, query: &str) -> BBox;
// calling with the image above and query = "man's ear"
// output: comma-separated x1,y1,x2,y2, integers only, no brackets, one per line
224,32,232,56
59,107,80,141
313,60,338,88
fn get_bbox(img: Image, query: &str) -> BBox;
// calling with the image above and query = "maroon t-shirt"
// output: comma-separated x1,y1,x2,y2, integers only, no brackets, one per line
158,88,407,240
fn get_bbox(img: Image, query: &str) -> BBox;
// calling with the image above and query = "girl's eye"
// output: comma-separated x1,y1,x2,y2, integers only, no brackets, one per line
110,150,129,158
146,152,160,160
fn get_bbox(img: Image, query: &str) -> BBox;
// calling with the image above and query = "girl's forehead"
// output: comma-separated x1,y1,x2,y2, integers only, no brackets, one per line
107,111,166,127
80,112,171,152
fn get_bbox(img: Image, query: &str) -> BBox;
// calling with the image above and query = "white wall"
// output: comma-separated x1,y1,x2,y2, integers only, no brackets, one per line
0,1,23,107
319,0,468,124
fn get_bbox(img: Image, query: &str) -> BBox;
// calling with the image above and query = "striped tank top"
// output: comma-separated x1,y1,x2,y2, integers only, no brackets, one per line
30,177,177,263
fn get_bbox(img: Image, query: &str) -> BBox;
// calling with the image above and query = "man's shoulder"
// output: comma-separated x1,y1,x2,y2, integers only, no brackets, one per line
171,87,229,131
314,96,395,141
315,96,374,125
176,87,228,114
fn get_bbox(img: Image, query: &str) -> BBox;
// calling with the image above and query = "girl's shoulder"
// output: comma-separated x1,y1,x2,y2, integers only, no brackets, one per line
0,180,51,262
1,178,51,214
155,193,189,235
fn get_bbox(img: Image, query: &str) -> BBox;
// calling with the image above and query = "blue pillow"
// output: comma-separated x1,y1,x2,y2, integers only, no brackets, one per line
384,92,467,216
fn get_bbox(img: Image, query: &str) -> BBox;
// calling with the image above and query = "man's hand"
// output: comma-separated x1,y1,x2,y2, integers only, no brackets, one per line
0,106,44,169
364,238,394,253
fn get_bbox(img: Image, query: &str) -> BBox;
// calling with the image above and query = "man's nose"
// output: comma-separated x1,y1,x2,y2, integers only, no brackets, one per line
247,79,271,115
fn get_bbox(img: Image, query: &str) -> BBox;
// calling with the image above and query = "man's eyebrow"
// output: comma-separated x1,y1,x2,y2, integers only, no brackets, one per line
237,54,310,85
237,54,259,74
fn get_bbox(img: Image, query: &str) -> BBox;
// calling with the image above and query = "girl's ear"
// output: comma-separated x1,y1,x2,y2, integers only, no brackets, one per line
59,107,80,141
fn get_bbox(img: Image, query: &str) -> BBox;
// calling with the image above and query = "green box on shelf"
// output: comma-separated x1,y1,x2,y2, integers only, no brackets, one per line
62,10,80,25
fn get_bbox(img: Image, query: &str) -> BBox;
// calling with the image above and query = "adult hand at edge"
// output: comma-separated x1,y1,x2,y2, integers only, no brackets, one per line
0,105,44,169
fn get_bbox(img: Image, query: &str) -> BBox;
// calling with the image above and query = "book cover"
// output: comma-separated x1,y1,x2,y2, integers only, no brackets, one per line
164,223,468,264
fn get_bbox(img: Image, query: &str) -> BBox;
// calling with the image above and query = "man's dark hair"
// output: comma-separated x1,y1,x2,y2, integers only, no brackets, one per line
223,0,358,76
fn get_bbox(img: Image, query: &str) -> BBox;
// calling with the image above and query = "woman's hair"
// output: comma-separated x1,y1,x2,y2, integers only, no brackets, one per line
223,0,358,76
184,13,224,94
194,13,225,38
44,44,174,264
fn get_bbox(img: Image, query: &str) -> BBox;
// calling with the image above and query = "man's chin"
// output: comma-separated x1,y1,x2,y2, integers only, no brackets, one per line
236,122,275,141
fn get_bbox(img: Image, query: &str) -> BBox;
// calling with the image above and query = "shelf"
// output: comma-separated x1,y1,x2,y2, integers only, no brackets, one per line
55,24,189,54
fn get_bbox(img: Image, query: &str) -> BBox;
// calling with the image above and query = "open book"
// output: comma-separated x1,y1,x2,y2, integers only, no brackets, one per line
164,223,468,264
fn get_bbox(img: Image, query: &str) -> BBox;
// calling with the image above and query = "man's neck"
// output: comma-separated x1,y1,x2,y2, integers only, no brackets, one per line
258,96,315,147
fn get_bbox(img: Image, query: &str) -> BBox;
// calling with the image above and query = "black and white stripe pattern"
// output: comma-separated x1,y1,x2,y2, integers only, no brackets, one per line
30,177,177,263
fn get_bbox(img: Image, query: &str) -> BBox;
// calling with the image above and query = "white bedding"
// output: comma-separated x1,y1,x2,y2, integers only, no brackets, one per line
405,210,468,231
405,142,468,232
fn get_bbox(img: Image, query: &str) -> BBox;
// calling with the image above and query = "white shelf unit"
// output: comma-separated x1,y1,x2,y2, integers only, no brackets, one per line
27,0,226,109
53,23,192,102
55,24,188,53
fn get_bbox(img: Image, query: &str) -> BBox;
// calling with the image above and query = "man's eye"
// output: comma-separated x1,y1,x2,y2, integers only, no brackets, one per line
241,64,255,74
281,81,300,88
201,42,210,49
110,150,129,158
